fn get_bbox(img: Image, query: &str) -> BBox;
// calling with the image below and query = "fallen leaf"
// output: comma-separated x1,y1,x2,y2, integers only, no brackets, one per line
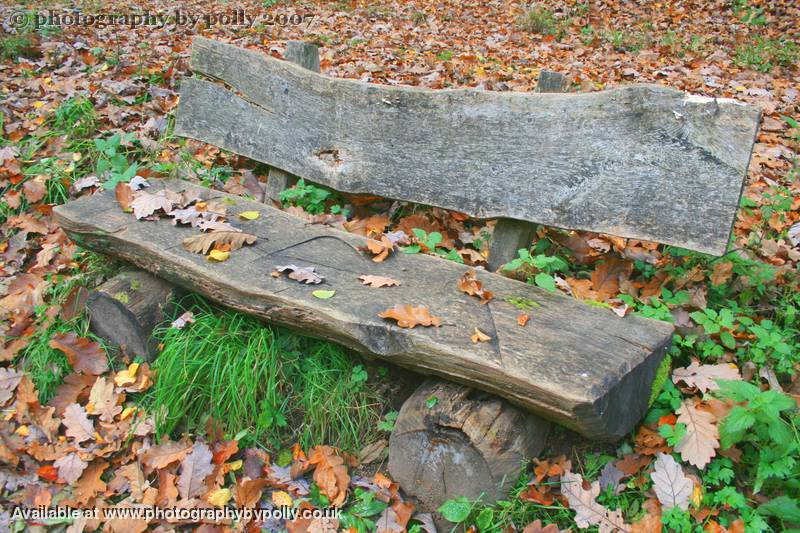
63,403,94,443
358,439,387,464
710,262,733,286
207,487,232,507
598,461,625,493
54,452,88,484
517,313,530,326
308,445,350,506
171,311,195,330
22,177,47,203
74,175,100,191
130,190,173,219
522,520,560,533
183,231,256,254
115,182,133,212
141,439,193,471
651,453,692,510
672,361,741,393
471,327,491,343
177,441,214,500
0,367,23,406
238,210,260,220
49,332,108,375
235,478,269,508
313,289,336,299
272,490,293,507
72,460,107,504
379,304,441,328
561,471,631,532
457,269,493,304
591,258,633,300
207,249,230,262
675,400,718,469
359,235,395,262
87,376,122,422
60,286,89,321
273,264,325,284
359,275,401,288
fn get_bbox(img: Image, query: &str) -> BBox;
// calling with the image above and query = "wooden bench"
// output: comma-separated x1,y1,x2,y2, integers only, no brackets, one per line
53,37,760,512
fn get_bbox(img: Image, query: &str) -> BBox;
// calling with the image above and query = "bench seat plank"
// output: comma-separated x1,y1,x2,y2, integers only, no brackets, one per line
54,180,674,440
175,37,760,256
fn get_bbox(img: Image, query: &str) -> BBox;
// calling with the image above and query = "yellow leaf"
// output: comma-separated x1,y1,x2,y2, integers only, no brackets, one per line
239,210,260,220
227,459,242,471
34,101,45,108
208,249,230,262
114,363,139,387
735,85,746,91
120,406,136,420
72,152,82,162
691,484,702,507
272,490,293,507
15,425,29,436
207,488,232,507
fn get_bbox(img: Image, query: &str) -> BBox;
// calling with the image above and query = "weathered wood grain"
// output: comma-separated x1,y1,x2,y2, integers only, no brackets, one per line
54,180,674,440
175,37,760,256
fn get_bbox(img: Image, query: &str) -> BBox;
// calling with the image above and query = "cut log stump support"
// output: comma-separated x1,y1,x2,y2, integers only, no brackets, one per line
265,41,321,205
389,379,551,516
87,269,180,361
392,70,566,515
487,69,566,272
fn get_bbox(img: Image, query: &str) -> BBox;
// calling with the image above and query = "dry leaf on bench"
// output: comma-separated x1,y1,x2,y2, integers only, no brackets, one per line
49,332,108,375
457,269,493,304
130,190,173,219
273,264,325,284
561,471,631,532
675,399,719,469
359,235,395,262
672,361,741,393
183,230,257,255
379,305,441,328
359,275,400,288
471,328,491,343
115,182,133,212
651,453,692,511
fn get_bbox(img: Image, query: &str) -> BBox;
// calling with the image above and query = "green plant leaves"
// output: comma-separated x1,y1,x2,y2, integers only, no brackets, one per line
438,496,471,523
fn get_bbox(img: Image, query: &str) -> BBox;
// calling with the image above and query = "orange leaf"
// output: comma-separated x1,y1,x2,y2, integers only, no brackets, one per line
457,270,493,304
378,305,441,328
517,313,530,326
471,327,490,343
308,445,350,507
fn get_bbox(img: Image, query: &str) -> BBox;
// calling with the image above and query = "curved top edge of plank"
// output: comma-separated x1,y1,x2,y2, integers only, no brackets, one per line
177,37,761,256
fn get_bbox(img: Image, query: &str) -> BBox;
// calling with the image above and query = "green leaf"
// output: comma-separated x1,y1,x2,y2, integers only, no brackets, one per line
758,496,800,523
438,496,471,523
312,289,336,299
534,273,556,291
717,379,760,402
719,331,736,349
425,395,439,409
475,508,493,530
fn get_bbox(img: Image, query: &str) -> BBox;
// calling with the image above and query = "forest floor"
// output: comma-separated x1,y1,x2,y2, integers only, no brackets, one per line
0,0,798,532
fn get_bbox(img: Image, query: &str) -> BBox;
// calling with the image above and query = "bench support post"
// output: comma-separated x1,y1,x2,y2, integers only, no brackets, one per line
265,42,321,205
487,69,566,272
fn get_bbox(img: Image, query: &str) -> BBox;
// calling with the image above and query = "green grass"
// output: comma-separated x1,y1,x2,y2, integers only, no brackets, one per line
145,296,387,451
516,5,557,35
735,35,799,72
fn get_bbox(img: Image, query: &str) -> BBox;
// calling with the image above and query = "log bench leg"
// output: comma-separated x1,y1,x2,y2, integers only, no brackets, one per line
388,379,551,519
87,269,180,361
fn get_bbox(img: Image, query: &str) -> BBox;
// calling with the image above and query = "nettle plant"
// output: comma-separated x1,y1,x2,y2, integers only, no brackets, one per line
402,228,463,263
502,248,569,291
279,178,348,216
95,132,139,190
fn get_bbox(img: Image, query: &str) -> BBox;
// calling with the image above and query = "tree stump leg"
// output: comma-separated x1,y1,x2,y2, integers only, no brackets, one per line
388,379,551,519
87,269,180,361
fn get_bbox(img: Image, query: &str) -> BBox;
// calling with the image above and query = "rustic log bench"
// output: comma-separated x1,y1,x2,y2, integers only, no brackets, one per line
53,37,760,512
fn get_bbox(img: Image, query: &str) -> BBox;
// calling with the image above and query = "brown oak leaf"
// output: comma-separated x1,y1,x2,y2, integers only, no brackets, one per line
561,471,631,532
672,361,741,393
53,452,88,484
471,327,491,343
177,441,214,500
49,332,108,375
63,403,94,443
457,270,493,304
378,305,441,328
87,376,122,422
115,182,133,212
522,520,560,533
308,445,350,507
358,235,395,262
183,231,256,254
674,399,719,469
591,258,633,301
140,439,193,471
130,190,173,219
272,264,325,284
359,275,401,288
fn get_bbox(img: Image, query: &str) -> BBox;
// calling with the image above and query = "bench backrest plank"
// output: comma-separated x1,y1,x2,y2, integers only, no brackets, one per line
175,37,761,256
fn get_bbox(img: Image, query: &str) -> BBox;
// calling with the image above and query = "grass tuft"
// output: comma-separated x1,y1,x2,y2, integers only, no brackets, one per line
145,296,386,451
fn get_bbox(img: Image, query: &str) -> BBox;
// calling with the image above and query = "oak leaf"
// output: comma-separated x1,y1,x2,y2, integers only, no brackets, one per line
54,452,88,484
272,264,325,284
710,261,733,286
115,182,133,212
674,400,718,469
0,367,23,406
130,190,173,219
650,453,692,510
49,332,108,375
672,361,741,393
457,269,493,304
74,175,100,191
522,520,560,533
72,461,107,504
23,177,47,203
183,230,256,254
87,376,122,422
141,439,193,471
561,471,631,532
177,441,214,499
234,478,269,508
359,275,401,288
62,403,94,443
359,235,395,262
379,304,441,328
308,445,350,506
471,327,491,343
591,258,633,301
